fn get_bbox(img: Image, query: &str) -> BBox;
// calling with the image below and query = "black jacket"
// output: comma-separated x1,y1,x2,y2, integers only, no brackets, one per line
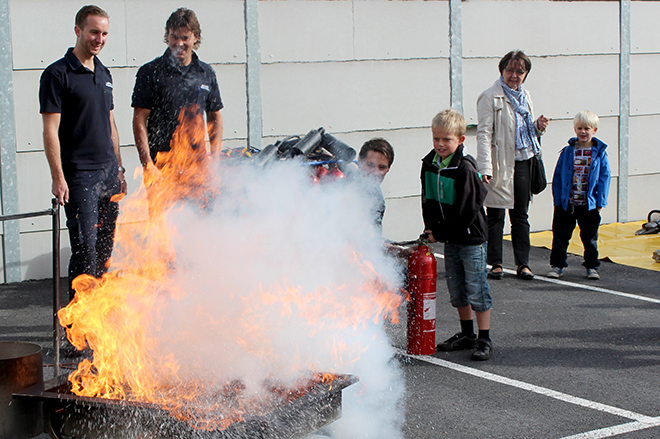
420,144,488,245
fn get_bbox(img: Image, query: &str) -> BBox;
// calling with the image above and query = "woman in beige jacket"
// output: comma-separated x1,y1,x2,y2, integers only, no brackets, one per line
476,50,549,280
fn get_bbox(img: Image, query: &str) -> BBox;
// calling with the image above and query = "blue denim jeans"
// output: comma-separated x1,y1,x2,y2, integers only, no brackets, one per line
444,242,492,313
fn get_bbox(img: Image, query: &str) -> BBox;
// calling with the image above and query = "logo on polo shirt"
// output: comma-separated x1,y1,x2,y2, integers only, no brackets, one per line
105,82,113,89
200,84,210,91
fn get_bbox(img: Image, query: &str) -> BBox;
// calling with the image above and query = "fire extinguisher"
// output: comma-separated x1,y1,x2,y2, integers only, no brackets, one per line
407,244,437,355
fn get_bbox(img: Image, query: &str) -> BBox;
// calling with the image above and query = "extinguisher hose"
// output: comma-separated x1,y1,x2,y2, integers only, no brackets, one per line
387,233,430,247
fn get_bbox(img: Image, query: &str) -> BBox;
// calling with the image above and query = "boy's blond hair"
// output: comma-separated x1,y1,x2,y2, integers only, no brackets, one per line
573,110,599,129
432,109,467,138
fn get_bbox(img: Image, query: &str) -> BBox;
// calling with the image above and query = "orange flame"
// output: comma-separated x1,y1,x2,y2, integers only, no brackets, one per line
57,106,405,430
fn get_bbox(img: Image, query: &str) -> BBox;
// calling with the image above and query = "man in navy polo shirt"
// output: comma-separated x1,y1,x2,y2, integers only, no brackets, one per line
132,7,223,181
40,5,126,299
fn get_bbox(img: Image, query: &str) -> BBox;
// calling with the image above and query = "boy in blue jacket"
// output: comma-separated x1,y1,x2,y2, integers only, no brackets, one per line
547,110,611,280
421,109,492,361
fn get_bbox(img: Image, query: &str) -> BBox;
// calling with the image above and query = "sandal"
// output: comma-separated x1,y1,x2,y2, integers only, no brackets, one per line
488,264,504,280
517,265,534,280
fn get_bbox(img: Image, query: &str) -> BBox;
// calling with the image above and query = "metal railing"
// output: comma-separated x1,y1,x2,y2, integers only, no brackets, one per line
0,199,62,376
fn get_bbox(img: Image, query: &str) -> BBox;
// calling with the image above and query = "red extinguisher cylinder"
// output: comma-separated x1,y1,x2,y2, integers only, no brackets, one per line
407,244,437,355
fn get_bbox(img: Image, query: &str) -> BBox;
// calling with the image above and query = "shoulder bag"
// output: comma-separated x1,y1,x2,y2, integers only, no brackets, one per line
530,151,547,195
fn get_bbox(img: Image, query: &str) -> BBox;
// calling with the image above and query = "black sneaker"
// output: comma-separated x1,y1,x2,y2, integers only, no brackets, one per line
437,332,477,352
471,338,492,361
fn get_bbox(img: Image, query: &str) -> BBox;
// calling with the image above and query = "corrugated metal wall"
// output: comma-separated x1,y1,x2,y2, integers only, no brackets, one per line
1,0,659,281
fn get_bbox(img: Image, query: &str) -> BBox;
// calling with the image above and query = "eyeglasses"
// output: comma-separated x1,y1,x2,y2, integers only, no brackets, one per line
504,68,527,76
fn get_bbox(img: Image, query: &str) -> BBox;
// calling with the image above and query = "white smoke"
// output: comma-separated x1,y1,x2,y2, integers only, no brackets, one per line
134,160,406,437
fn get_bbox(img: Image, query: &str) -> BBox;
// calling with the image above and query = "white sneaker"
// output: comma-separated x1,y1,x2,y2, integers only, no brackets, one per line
586,268,600,280
547,266,563,278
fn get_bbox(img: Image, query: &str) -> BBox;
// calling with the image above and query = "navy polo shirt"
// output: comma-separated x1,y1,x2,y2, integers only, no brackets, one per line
131,48,223,161
39,48,116,172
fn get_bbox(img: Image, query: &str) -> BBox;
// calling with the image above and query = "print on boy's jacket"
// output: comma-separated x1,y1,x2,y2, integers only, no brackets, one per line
553,137,610,212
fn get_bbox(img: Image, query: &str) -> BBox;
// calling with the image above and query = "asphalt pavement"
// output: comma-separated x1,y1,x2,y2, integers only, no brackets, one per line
1,241,659,439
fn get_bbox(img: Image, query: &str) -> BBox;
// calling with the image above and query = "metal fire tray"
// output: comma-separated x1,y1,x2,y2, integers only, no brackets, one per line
14,373,358,439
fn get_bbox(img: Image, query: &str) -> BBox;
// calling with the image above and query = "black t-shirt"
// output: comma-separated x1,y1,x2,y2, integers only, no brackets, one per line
39,48,116,172
131,49,223,161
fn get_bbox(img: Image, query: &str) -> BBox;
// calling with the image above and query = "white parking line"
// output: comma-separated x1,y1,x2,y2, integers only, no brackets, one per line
420,252,660,437
557,417,660,439
431,253,660,305
396,349,654,422
396,349,660,438
530,274,660,304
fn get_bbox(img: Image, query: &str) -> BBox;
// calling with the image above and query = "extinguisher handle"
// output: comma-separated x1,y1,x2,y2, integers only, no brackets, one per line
386,233,433,247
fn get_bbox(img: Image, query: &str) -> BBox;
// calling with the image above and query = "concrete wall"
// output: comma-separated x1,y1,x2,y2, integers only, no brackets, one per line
2,0,660,281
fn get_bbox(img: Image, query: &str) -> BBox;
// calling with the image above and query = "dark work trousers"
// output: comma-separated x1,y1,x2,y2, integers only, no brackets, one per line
64,163,120,300
486,159,532,268
550,204,601,269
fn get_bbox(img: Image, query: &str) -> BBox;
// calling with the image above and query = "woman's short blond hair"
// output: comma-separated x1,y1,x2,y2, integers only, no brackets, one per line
573,110,599,129
432,109,467,138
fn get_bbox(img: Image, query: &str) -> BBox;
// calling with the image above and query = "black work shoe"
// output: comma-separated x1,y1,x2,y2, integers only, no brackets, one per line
471,338,492,361
437,332,477,352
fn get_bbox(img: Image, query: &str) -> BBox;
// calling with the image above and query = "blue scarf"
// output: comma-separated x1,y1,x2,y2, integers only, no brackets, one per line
499,77,540,153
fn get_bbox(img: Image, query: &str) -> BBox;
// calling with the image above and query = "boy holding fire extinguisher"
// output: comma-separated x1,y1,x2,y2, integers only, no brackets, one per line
421,109,493,361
